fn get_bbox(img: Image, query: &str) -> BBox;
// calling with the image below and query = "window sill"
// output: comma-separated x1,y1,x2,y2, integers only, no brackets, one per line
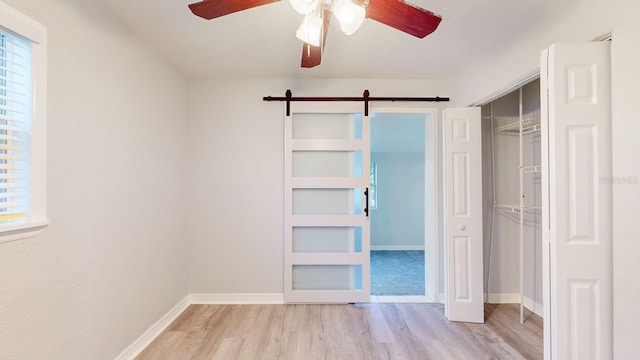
0,219,50,244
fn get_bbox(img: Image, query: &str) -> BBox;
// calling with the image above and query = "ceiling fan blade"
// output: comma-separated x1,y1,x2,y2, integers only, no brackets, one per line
366,0,442,38
301,43,322,68
189,0,280,20
301,9,331,68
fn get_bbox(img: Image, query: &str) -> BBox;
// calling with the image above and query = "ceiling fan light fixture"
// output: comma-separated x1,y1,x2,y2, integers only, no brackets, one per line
188,0,442,68
289,0,319,15
296,12,323,47
333,0,366,35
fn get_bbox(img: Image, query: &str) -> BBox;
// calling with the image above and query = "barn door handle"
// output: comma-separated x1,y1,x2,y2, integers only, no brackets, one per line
364,187,369,218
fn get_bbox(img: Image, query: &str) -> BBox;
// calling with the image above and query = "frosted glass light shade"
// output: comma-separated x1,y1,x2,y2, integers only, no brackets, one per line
289,0,319,15
333,0,365,35
296,12,323,47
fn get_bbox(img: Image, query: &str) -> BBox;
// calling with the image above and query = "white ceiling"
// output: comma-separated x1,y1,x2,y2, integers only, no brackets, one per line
98,0,548,79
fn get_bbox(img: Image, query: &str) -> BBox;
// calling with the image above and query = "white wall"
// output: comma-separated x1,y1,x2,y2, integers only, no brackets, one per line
454,0,640,356
370,152,425,249
187,78,452,293
453,0,624,107
0,1,189,359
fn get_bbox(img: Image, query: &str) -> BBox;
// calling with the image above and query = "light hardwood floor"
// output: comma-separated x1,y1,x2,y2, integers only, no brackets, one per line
136,303,542,360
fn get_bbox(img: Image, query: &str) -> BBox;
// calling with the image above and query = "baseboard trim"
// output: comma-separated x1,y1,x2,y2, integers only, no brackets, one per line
115,293,285,359
522,296,544,317
484,293,544,317
372,295,433,303
189,293,285,305
114,295,191,360
486,293,521,304
371,245,425,251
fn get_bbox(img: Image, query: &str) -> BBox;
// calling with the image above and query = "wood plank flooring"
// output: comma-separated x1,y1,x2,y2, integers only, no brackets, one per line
136,303,542,360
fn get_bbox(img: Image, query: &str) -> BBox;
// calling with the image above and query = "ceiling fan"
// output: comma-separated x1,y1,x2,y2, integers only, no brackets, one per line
188,0,442,68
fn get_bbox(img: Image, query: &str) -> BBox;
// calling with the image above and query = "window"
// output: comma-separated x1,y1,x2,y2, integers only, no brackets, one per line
369,162,377,210
0,3,48,242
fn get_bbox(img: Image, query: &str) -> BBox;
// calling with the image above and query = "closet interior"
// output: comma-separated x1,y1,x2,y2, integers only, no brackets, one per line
482,79,543,324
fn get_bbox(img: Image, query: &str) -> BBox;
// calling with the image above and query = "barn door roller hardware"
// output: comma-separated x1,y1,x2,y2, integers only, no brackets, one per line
263,90,450,116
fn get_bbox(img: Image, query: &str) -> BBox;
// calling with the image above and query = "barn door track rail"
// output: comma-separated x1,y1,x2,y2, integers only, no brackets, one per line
263,90,450,116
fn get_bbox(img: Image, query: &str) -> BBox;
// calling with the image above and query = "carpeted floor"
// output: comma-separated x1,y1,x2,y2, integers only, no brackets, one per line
370,250,425,295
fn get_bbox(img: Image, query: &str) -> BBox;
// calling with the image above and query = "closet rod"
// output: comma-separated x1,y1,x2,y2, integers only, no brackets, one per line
263,90,450,116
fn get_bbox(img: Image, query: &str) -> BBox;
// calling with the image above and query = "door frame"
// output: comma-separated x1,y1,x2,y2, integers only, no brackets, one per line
369,103,441,302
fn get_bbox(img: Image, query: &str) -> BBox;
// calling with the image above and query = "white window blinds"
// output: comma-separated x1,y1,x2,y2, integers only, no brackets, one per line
0,29,32,222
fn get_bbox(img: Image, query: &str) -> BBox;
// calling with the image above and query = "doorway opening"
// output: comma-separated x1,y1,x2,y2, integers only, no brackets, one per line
369,109,438,302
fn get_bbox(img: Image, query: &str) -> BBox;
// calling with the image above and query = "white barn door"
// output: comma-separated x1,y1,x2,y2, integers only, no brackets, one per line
443,107,484,323
284,102,370,303
541,42,612,359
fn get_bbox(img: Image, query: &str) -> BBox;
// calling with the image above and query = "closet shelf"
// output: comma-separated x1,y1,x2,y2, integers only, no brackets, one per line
488,86,542,325
521,165,541,173
494,117,541,135
495,204,541,214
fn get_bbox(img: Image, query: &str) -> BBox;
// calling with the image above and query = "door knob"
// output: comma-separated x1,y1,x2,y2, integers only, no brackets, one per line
459,224,466,231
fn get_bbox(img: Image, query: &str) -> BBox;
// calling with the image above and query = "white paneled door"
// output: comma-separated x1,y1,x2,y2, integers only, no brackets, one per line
443,107,484,323
284,102,370,303
542,42,612,359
